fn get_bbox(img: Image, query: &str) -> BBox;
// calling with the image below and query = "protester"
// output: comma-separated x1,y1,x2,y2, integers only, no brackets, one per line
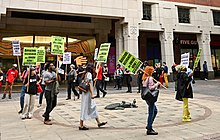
102,63,108,90
18,66,28,113
38,63,48,107
0,67,3,94
94,62,107,98
115,64,123,90
21,67,39,119
137,61,149,93
175,65,193,122
79,63,107,130
142,66,160,135
171,62,178,91
66,64,79,100
162,62,168,88
42,63,57,125
124,68,132,93
203,61,208,81
2,64,18,99
113,70,117,88
153,63,163,85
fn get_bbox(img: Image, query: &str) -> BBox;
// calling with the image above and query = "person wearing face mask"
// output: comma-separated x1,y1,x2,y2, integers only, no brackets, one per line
2,64,18,99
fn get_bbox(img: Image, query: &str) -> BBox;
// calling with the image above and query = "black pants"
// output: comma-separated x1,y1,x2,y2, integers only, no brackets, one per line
102,80,107,90
39,85,46,105
44,90,57,121
96,80,106,97
116,77,122,89
67,82,79,99
126,78,132,92
204,71,208,79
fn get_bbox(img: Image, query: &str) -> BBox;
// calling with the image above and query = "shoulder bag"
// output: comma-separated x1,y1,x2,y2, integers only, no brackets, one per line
141,77,159,103
78,73,90,93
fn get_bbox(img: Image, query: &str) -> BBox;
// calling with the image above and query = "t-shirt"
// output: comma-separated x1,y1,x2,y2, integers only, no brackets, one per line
24,75,38,95
44,71,56,91
6,68,18,83
97,67,103,80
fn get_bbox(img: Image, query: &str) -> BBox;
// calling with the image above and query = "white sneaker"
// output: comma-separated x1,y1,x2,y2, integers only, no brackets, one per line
21,115,26,120
205,78,208,81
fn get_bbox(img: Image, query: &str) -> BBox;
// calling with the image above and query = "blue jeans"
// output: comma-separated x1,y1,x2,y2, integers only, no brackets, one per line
146,101,158,129
20,85,26,110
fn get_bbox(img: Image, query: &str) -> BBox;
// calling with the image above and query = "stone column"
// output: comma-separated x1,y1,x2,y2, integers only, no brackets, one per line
197,33,214,79
122,23,139,58
159,31,174,74
115,21,124,61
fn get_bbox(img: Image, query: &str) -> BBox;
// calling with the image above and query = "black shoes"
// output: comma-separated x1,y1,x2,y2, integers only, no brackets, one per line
103,92,107,98
66,98,71,100
94,95,100,98
2,95,6,99
146,129,158,135
79,126,89,130
18,110,23,114
98,122,107,128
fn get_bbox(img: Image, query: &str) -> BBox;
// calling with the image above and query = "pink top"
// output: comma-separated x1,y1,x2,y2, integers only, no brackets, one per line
142,76,158,91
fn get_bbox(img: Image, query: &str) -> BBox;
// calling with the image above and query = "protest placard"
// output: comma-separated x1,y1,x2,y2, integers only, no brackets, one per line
51,36,65,55
22,47,37,66
12,40,21,56
118,50,143,74
63,52,71,64
97,43,111,63
37,47,45,63
181,52,190,68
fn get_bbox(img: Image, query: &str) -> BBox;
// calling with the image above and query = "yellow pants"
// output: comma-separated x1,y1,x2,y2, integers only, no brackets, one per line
182,98,191,122
163,73,168,88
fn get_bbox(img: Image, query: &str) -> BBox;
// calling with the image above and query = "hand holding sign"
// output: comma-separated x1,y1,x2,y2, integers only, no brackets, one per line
75,56,87,66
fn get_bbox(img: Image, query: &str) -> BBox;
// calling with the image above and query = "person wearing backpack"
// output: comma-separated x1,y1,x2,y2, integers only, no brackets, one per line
66,64,79,100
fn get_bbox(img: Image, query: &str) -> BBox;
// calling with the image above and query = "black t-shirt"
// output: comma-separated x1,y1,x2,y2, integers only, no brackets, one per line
24,75,38,95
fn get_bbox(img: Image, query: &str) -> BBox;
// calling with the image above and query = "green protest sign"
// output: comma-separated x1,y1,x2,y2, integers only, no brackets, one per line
37,47,45,63
97,43,111,63
51,36,64,55
118,50,143,74
22,47,37,66
193,48,202,70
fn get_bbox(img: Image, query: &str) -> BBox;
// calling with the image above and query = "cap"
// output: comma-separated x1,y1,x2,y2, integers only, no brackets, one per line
13,64,17,67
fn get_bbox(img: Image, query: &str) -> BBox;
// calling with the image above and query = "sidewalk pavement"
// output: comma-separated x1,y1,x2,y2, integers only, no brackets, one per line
0,82,220,140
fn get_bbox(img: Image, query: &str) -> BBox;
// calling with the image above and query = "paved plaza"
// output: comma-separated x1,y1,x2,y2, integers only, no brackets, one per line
0,80,220,140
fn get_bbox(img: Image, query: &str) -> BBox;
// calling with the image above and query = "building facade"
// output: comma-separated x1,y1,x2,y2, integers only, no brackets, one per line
0,0,220,78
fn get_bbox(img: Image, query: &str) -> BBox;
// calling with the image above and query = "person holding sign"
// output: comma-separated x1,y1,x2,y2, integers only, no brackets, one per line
2,64,18,99
175,65,193,122
94,62,107,98
21,67,39,119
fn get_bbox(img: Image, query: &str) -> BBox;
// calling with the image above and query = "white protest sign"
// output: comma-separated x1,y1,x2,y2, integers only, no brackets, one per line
63,52,71,64
94,48,99,60
181,52,190,68
12,40,21,56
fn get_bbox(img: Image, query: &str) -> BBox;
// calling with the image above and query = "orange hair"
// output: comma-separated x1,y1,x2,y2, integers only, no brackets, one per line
142,66,154,81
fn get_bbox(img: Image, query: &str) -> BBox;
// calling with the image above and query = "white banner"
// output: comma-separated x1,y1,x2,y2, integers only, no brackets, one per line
63,52,71,64
94,48,99,60
12,40,21,56
181,52,190,68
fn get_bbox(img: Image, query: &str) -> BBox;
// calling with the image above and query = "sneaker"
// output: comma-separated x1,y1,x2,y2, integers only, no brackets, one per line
205,78,208,81
37,104,42,108
98,122,107,128
18,110,23,114
8,96,12,99
103,92,107,98
146,129,158,135
182,118,191,122
21,115,26,120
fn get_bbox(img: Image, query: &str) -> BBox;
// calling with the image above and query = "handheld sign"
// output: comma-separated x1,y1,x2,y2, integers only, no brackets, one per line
22,47,37,66
193,48,202,70
51,36,65,55
181,52,190,68
118,50,143,74
94,48,99,61
12,40,21,56
97,43,111,63
63,52,71,64
37,47,45,63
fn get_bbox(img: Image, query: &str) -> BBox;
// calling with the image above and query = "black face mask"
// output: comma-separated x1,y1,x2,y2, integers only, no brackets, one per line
12,67,15,70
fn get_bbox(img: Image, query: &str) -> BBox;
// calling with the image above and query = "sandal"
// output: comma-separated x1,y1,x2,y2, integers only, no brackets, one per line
79,126,89,130
98,122,107,128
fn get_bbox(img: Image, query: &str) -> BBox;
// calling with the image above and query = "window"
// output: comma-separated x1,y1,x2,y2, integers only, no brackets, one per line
213,11,220,26
178,7,190,23
143,3,151,20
